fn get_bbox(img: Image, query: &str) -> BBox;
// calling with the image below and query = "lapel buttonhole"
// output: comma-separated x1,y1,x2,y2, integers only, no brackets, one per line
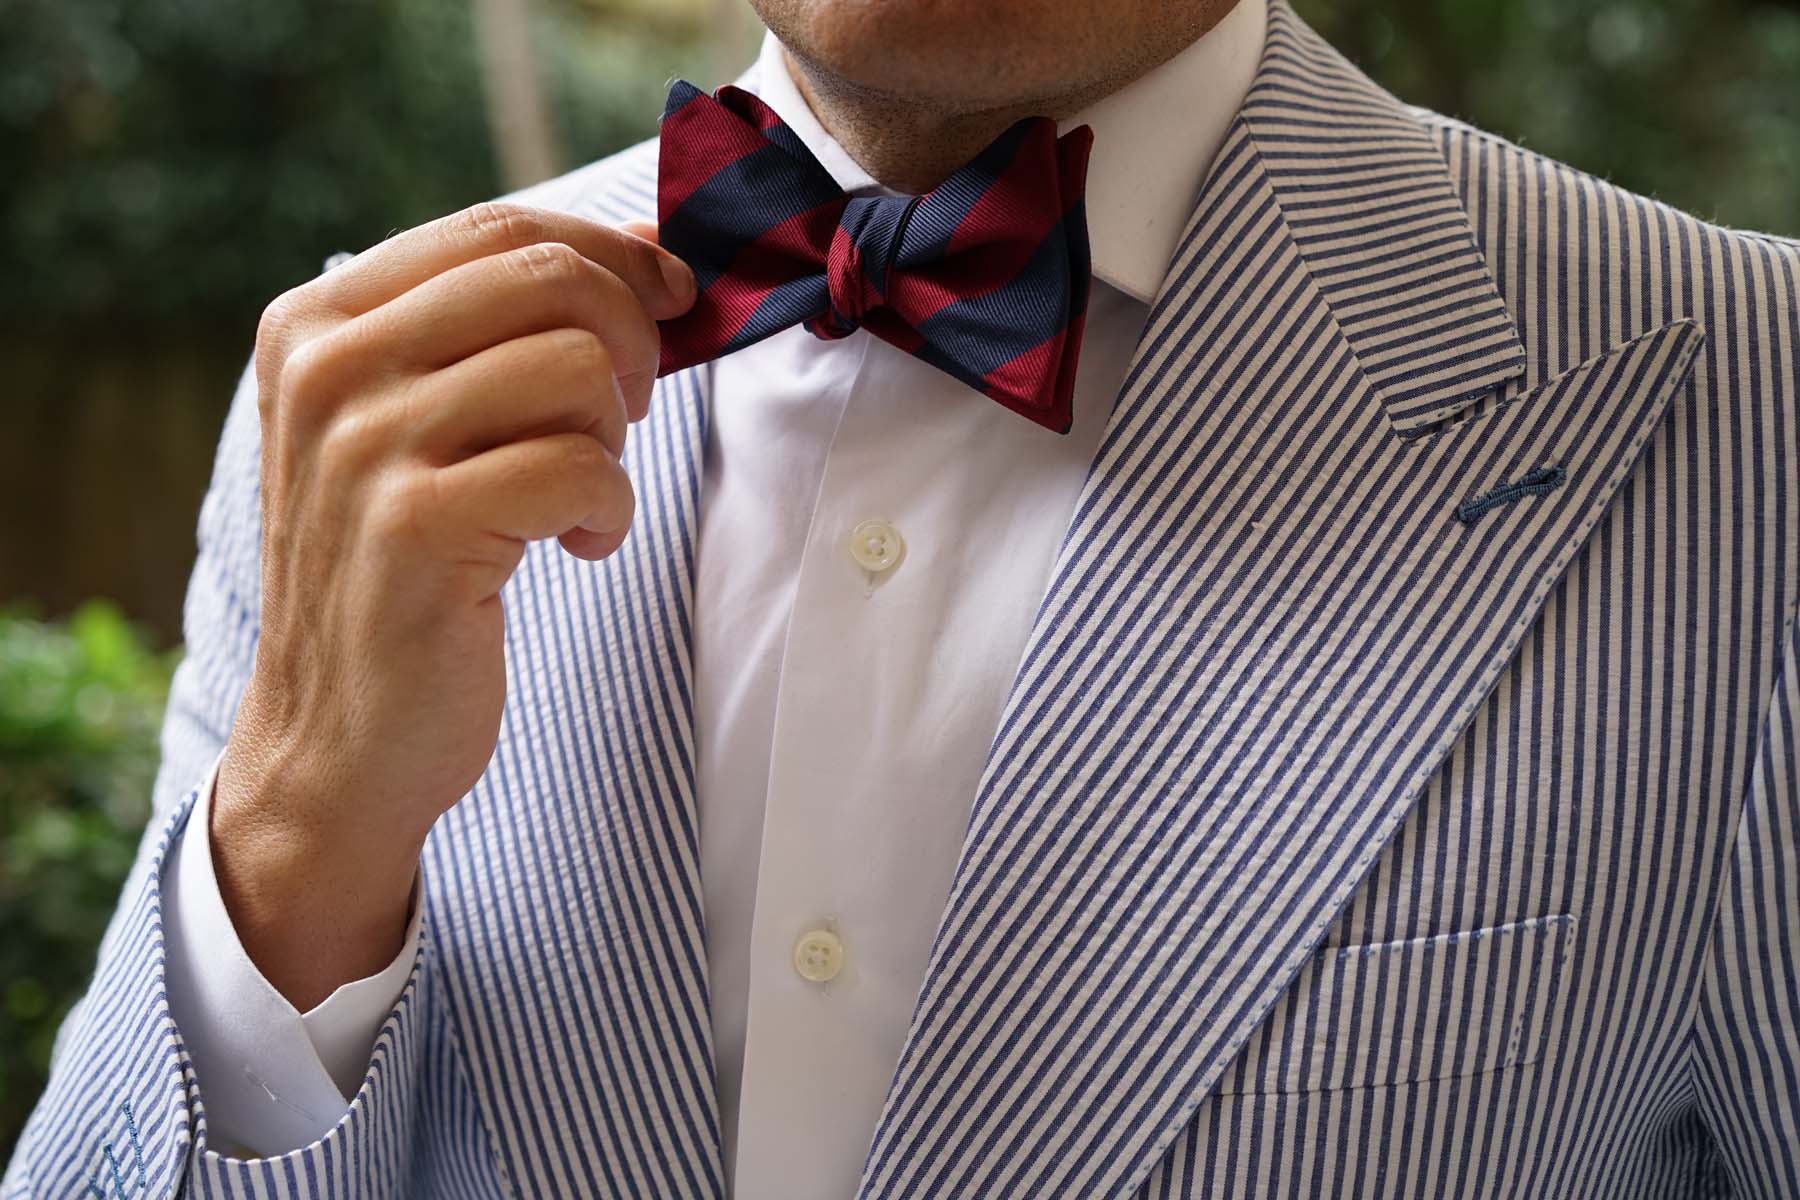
1454,464,1567,525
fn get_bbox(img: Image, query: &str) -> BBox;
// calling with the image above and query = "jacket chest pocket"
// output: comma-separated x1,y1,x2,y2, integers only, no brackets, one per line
1215,914,1576,1096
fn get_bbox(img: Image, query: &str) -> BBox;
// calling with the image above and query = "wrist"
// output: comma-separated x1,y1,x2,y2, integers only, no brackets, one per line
211,736,424,1011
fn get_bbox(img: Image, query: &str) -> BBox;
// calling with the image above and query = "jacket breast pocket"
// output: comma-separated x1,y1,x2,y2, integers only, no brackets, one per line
1215,914,1576,1096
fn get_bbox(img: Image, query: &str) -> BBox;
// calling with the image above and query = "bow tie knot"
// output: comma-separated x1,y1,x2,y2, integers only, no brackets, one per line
654,80,1095,434
812,194,917,339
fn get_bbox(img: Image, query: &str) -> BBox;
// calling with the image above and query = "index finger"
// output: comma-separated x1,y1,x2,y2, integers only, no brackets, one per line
310,202,696,321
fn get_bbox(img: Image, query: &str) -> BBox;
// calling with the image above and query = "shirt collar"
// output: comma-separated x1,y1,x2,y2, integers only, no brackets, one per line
737,0,1267,304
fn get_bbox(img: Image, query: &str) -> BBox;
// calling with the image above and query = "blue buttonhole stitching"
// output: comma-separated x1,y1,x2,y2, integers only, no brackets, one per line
1454,465,1566,525
85,1100,146,1199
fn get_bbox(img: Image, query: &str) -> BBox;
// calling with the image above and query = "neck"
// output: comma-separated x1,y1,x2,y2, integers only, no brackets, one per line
773,1,1244,192
779,50,1124,194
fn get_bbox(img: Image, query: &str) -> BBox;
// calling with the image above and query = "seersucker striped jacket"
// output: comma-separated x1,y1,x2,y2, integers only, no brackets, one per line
8,3,1798,1197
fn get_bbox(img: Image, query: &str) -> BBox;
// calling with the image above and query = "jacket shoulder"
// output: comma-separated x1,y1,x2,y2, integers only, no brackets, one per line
1413,107,1800,273
492,136,660,225
1409,106,1798,430
1411,106,1792,262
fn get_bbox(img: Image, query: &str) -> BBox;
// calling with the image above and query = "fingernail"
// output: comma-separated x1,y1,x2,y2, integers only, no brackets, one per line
659,252,695,302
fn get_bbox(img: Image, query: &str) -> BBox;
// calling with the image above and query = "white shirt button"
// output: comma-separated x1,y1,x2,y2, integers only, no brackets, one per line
792,929,845,983
848,519,905,573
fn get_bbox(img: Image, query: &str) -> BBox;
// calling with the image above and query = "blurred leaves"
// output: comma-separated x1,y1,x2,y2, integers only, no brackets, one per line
0,603,176,1147
1293,0,1800,237
0,0,725,326
3,0,1789,329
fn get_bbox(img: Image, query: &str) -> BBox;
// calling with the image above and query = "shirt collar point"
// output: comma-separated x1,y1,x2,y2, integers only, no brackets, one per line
1092,258,1163,307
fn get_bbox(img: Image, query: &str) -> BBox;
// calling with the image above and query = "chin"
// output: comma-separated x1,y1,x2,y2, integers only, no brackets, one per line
748,0,1104,111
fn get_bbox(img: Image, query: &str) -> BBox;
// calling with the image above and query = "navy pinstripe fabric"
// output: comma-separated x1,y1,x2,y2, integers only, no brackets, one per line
7,3,1796,1196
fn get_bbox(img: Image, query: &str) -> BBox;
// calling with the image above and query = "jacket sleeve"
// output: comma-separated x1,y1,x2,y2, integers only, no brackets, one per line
3,360,432,1199
161,755,424,1158
1691,599,1800,1198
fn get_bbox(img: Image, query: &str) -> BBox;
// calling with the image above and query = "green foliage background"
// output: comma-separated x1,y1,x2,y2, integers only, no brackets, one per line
0,0,1795,1165
2,0,1793,334
0,605,176,1152
0,0,725,326
1300,0,1800,238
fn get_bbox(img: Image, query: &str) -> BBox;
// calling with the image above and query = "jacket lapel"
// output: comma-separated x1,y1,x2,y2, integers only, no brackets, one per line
856,5,1703,1198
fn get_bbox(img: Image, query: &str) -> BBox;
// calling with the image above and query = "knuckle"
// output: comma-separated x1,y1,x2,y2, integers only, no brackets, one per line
317,403,387,471
598,377,631,454
253,291,306,387
558,328,612,379
367,469,437,544
603,376,630,436
586,444,633,508
514,240,587,288
256,289,300,347
276,334,345,411
457,201,541,250
561,431,612,477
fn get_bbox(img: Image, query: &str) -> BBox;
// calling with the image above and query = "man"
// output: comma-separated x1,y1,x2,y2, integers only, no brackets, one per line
7,0,1798,1194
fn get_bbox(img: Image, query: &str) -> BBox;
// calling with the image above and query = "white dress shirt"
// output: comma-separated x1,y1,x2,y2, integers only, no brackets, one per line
160,3,1266,1193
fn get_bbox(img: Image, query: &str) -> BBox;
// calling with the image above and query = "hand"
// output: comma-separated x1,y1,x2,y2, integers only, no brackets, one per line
210,202,695,1010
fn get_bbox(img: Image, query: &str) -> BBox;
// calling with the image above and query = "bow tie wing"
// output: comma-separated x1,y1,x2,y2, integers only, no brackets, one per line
868,118,1094,433
656,83,850,373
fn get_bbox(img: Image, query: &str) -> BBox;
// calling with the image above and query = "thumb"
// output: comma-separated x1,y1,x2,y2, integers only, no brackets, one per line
617,219,695,317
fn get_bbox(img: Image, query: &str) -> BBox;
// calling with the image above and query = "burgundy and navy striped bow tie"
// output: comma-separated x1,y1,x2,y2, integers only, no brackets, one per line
653,81,1095,434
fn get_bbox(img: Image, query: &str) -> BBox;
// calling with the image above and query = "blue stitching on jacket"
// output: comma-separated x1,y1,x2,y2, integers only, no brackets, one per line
1454,465,1567,524
84,1100,146,1198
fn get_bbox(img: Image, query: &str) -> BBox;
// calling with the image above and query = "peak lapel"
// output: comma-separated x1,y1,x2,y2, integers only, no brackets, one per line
855,5,1704,1198
1244,11,1528,435
427,355,726,1197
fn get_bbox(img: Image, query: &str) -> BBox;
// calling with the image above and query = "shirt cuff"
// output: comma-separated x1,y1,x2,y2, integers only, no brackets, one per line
161,751,423,1157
